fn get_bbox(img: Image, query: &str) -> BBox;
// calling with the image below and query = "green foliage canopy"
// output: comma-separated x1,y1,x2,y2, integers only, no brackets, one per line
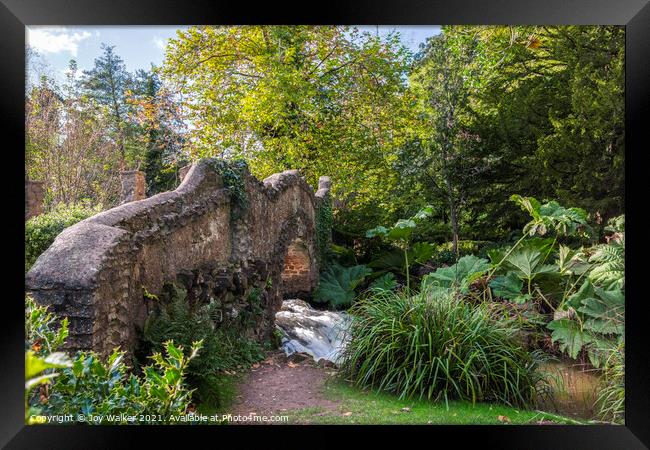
163,26,413,233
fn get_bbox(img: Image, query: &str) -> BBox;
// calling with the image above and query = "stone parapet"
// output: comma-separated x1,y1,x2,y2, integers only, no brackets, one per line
26,159,330,358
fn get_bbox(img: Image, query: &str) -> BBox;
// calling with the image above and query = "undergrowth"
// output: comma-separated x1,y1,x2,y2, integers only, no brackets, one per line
139,283,266,408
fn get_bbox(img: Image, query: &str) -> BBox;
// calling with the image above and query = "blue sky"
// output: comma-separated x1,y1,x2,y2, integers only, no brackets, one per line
26,26,441,86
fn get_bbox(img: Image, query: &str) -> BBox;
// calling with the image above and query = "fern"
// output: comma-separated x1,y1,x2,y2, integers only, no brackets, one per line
141,284,265,405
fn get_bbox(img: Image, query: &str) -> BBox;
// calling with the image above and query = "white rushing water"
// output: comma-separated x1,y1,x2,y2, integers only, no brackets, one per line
275,299,351,365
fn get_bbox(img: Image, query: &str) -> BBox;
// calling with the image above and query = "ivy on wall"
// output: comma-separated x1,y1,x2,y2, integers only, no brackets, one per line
315,196,333,265
207,158,249,221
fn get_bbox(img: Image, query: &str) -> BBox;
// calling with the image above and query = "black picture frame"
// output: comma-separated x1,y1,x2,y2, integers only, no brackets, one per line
2,1,648,447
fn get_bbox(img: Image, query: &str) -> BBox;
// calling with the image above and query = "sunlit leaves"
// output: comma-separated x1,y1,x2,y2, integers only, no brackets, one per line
162,26,412,222
511,195,589,237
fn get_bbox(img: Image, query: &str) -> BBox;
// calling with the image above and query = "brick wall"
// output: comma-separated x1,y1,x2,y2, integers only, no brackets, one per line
281,239,313,297
120,170,146,203
25,180,44,220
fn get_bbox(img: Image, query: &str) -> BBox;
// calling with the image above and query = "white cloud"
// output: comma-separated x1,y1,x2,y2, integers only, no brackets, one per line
61,67,83,81
152,36,167,51
26,27,92,57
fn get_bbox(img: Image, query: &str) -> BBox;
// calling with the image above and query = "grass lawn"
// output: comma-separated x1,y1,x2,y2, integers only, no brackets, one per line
284,378,586,425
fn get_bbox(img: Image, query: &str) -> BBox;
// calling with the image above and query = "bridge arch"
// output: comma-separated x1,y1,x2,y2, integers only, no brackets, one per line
26,159,331,357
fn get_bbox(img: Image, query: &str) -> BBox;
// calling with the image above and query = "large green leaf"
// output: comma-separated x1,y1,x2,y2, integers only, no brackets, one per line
489,272,524,301
368,249,405,272
547,319,594,359
510,194,541,222
550,279,624,362
386,219,416,241
366,226,388,238
314,264,372,308
566,278,595,309
412,206,434,220
365,206,432,244
511,195,589,237
578,286,624,335
368,272,397,293
501,239,557,281
410,242,435,264
538,201,588,235
487,247,508,266
423,255,490,291
557,245,590,276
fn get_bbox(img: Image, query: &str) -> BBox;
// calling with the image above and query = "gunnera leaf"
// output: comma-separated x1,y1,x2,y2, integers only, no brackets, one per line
369,272,397,293
410,242,435,264
489,272,524,301
314,263,372,309
547,318,594,359
423,255,490,290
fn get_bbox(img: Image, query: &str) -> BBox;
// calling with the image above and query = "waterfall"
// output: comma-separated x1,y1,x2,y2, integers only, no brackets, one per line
275,299,351,365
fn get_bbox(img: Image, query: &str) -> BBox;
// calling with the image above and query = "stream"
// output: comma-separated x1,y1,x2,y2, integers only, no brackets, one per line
274,300,603,420
537,361,602,420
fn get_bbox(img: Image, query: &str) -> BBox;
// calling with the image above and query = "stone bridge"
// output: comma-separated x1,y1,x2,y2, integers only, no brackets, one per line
26,159,331,357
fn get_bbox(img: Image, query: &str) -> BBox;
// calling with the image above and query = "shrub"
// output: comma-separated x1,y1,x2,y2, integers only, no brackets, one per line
24,296,199,424
25,296,68,356
366,206,433,291
340,288,545,407
422,255,490,294
545,216,625,367
140,284,266,407
41,342,202,424
25,202,102,271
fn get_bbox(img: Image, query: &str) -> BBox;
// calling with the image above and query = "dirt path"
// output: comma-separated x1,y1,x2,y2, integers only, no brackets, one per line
230,351,340,417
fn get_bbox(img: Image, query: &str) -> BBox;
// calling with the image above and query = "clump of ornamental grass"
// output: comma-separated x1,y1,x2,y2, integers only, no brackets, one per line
596,341,625,424
339,287,547,408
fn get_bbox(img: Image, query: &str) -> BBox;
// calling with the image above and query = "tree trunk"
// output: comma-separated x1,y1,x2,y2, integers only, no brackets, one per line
445,175,459,257
442,134,460,258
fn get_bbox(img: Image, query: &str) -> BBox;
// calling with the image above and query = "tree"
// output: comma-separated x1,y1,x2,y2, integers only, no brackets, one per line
399,26,624,245
455,26,625,232
127,67,187,195
25,71,121,208
407,31,488,255
81,43,136,166
162,26,412,234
